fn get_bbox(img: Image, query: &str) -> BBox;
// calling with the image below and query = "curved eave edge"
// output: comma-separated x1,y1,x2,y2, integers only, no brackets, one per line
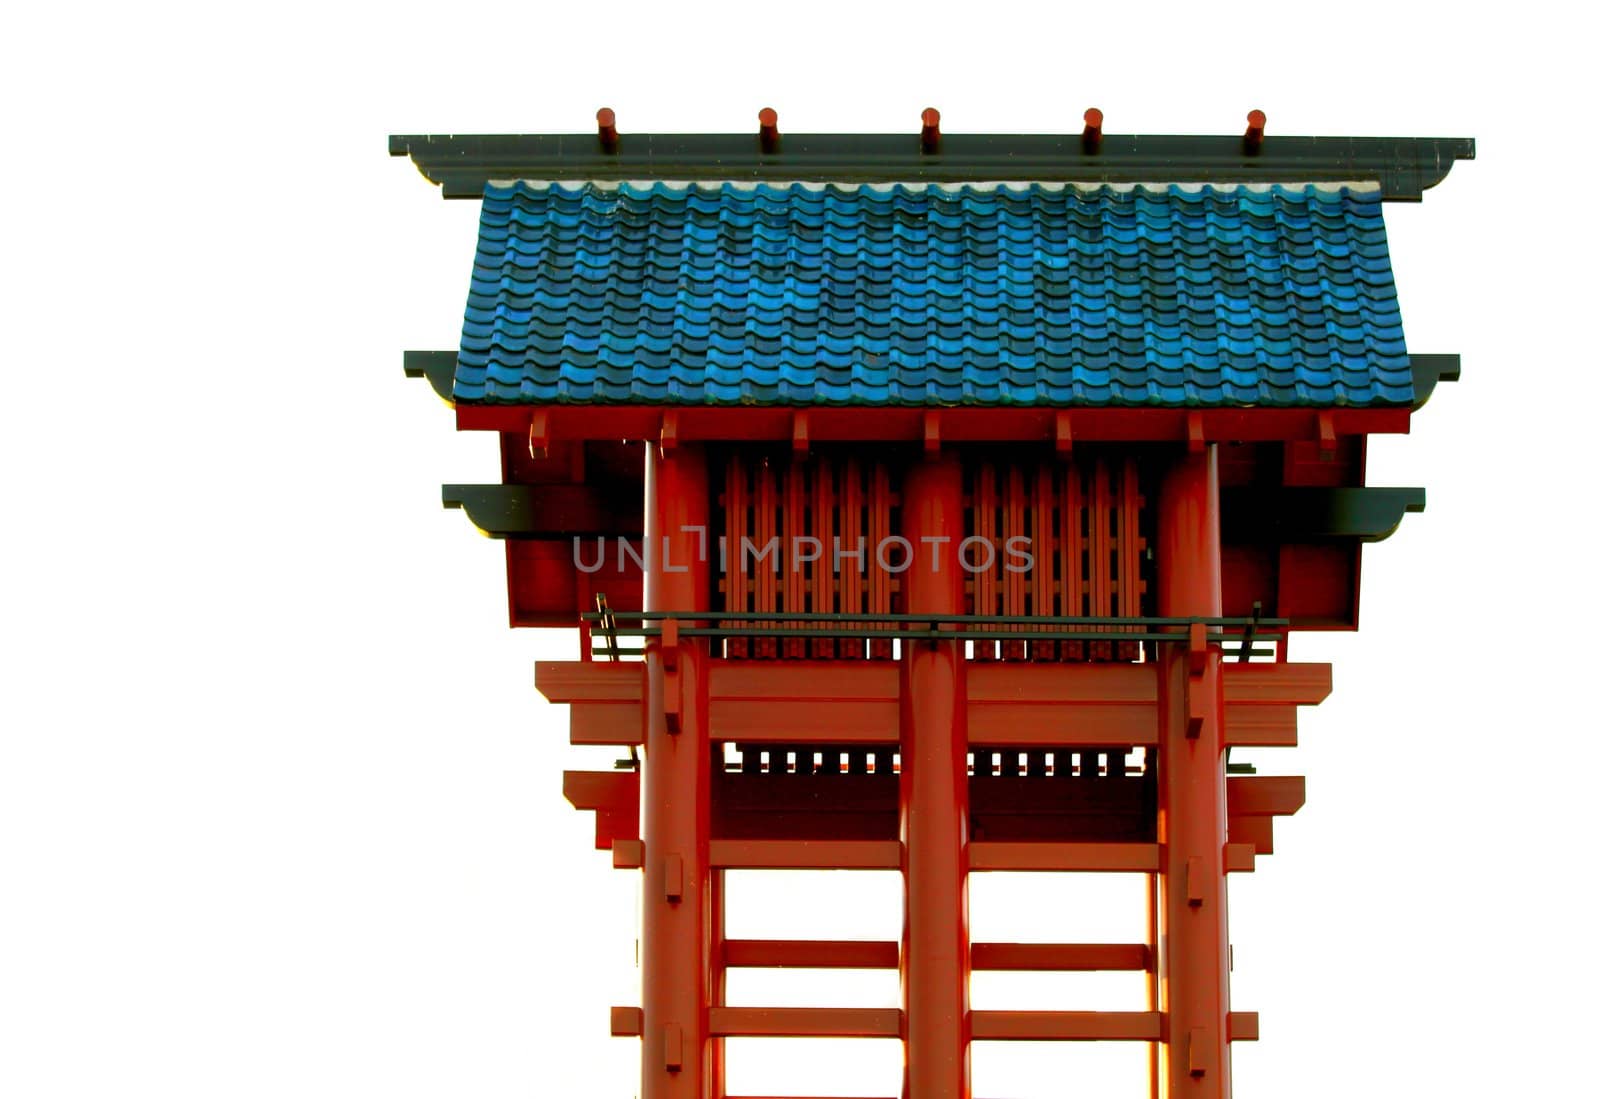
389,133,1475,202
450,481,1423,544
406,351,1450,413
1221,487,1426,544
402,350,456,405
1409,354,1462,409
442,484,526,538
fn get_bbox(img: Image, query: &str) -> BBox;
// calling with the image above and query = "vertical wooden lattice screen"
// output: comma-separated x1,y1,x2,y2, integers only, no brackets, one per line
718,451,898,660
717,450,1145,661
967,454,1147,662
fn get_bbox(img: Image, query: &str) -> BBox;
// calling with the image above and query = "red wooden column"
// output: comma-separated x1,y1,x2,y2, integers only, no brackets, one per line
642,443,713,1099
898,456,971,1099
1155,447,1230,1098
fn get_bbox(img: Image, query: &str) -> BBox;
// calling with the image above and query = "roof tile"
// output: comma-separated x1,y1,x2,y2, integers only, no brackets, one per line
457,181,1412,407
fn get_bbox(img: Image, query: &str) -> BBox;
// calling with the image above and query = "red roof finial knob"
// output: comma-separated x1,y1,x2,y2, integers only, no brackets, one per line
759,107,780,154
596,107,618,153
1244,109,1267,154
1082,107,1104,154
921,108,941,154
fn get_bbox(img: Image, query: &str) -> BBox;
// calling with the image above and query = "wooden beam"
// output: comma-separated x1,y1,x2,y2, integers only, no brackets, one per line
562,770,639,850
709,1007,902,1038
971,943,1151,972
967,663,1159,746
1221,663,1331,749
969,842,1159,872
1222,662,1332,705
1223,703,1300,748
709,839,901,870
709,662,899,743
720,940,1152,971
970,1010,1162,1041
1227,775,1306,818
536,661,645,745
723,939,898,969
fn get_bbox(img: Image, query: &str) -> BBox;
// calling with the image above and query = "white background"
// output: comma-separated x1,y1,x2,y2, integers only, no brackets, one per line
3,2,1595,1096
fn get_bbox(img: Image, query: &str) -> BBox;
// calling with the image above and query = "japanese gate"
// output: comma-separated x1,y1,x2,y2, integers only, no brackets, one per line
393,111,1472,1098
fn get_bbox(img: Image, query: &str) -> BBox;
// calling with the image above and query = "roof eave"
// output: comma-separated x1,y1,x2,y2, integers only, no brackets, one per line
389,132,1475,201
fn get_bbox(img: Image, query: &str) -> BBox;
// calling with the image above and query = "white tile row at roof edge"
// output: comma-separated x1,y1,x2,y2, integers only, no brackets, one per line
487,179,1384,195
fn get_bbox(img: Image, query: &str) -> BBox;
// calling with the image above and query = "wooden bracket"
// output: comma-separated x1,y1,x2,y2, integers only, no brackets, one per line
1227,1011,1260,1042
1186,622,1212,738
527,408,550,459
1187,1026,1214,1076
663,668,682,734
791,409,810,458
1186,412,1206,454
1186,673,1216,739
1185,854,1206,906
612,838,644,869
660,619,680,670
1187,621,1208,677
922,410,941,456
610,1006,643,1037
664,853,684,902
660,619,682,733
1317,410,1336,457
1054,410,1073,456
662,1022,683,1071
659,409,679,456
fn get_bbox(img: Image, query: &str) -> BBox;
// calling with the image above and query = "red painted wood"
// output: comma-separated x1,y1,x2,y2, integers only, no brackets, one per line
1032,463,1058,660
970,1010,1162,1041
1222,662,1333,705
1063,461,1086,661
1226,776,1306,818
641,444,712,1099
1003,465,1027,660
899,455,970,1099
813,455,836,659
708,839,901,869
969,841,1159,872
723,939,900,969
457,403,1412,444
709,1007,902,1038
723,453,748,658
971,942,1151,972
1156,447,1230,1099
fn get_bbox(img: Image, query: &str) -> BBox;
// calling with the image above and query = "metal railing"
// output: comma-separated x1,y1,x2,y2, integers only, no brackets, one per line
583,602,1285,659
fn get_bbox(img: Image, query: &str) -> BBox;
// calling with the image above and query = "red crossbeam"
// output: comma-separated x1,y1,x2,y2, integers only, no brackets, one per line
970,1010,1162,1041
709,839,901,869
709,1007,902,1038
969,842,1159,872
721,940,1151,971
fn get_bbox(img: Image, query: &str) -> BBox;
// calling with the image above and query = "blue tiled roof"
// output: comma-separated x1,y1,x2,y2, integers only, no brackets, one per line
457,180,1410,407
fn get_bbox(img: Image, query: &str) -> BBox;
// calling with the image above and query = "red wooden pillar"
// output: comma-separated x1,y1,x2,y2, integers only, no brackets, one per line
898,456,971,1099
643,443,712,1099
1155,447,1229,1098
709,867,727,1099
